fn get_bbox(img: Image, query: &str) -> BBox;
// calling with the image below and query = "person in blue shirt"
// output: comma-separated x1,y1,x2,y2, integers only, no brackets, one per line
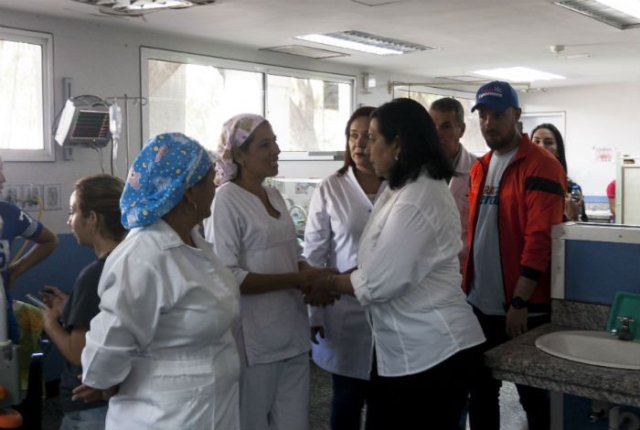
0,156,58,343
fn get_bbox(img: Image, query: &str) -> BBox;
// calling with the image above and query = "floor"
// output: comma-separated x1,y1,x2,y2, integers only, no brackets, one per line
40,361,527,430
308,362,528,430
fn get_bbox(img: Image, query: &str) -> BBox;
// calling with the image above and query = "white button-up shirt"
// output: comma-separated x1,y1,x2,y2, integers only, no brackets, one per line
304,168,386,380
82,220,240,430
205,182,310,366
351,172,485,377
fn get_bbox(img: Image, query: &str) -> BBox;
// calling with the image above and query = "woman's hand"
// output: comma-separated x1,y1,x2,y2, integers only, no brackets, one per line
310,326,325,344
40,286,68,316
297,266,337,293
304,274,340,307
72,382,118,403
564,194,581,222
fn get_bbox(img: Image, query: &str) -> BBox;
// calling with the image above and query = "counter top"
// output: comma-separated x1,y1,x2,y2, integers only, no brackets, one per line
485,323,640,407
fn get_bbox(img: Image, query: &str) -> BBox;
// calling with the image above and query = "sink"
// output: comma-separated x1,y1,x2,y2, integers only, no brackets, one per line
535,330,640,370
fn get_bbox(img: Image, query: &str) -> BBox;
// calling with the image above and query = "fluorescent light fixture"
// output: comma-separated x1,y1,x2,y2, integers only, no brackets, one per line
553,0,640,29
594,0,640,19
75,0,215,14
127,0,192,9
471,67,566,82
296,31,431,56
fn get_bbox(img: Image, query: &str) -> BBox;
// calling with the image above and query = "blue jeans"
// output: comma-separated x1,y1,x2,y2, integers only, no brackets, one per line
60,406,108,430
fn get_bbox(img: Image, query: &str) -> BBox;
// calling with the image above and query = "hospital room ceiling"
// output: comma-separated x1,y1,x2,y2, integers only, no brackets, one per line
1,0,640,89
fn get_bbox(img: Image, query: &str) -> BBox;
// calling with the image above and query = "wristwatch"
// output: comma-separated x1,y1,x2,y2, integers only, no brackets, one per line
510,296,530,310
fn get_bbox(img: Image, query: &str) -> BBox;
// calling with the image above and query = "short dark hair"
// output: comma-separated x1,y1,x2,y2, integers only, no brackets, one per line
531,123,567,173
338,106,376,176
371,98,453,189
429,97,465,125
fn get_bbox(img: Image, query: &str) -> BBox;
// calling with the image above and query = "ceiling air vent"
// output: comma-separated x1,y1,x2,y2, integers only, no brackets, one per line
260,45,349,59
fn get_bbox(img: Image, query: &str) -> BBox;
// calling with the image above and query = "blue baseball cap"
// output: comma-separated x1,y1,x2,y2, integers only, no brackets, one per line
471,81,519,113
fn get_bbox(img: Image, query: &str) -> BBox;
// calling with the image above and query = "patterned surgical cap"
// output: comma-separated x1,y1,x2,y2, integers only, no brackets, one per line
215,113,266,184
120,132,212,229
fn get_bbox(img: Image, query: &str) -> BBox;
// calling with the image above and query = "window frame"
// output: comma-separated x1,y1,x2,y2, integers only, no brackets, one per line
392,83,489,156
140,47,356,160
0,26,54,162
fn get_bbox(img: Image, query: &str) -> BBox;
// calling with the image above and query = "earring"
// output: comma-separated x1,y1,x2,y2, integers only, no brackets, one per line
394,154,399,161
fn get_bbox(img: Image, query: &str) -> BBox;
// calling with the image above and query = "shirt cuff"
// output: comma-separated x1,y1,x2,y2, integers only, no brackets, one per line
350,269,371,306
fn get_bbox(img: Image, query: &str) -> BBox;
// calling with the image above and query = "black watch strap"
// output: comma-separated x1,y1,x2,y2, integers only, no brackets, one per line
511,296,530,310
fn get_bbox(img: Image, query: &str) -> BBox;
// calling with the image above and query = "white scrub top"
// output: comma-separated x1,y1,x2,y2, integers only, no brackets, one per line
204,182,310,366
303,168,385,380
82,220,240,430
350,172,486,377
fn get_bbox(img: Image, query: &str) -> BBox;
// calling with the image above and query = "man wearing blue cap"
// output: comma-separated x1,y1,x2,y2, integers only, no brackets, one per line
462,81,565,430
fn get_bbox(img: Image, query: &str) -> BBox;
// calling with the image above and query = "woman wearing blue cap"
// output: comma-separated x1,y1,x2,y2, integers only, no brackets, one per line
73,133,240,429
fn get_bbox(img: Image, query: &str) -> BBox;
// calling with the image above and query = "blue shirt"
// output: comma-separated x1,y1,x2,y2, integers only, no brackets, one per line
0,201,43,343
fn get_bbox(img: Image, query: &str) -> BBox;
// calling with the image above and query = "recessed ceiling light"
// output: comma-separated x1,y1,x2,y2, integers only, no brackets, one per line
471,67,566,82
296,31,431,56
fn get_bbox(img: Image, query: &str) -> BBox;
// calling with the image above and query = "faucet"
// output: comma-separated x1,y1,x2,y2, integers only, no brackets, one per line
610,316,635,341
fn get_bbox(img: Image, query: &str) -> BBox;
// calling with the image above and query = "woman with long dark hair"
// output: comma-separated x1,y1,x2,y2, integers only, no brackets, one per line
312,98,485,429
531,123,588,221
304,106,386,430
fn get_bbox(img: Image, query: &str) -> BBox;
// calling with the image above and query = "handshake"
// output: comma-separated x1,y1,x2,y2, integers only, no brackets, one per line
297,266,342,307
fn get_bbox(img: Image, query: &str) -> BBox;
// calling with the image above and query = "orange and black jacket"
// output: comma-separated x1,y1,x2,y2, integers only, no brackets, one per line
463,134,566,312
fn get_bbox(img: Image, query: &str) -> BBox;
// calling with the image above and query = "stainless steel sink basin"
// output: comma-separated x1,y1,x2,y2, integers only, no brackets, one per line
535,330,640,370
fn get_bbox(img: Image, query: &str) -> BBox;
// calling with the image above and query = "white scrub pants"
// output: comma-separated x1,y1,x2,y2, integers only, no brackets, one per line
240,352,310,430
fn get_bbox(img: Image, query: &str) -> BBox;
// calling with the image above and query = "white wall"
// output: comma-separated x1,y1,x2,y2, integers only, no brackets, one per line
520,82,640,197
5,8,639,232
0,9,416,232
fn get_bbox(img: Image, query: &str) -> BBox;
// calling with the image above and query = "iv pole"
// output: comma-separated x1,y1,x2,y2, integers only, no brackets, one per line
107,95,147,175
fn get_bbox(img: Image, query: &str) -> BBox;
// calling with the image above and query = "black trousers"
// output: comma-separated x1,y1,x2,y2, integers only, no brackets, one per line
330,373,370,430
468,308,551,430
365,347,475,430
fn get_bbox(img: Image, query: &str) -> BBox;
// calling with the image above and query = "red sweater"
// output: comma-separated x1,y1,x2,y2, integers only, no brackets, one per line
463,135,565,311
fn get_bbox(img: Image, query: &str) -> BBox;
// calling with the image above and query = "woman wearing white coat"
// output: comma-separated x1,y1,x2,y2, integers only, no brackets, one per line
311,99,485,430
204,114,332,430
74,133,240,430
303,106,385,430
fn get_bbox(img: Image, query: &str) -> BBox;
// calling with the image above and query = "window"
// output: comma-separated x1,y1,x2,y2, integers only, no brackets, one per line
266,75,352,153
394,85,488,155
0,27,54,161
141,48,355,159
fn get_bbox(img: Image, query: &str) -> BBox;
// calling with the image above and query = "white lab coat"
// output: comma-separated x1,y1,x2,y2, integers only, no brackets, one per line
82,220,240,430
351,171,486,377
304,168,385,380
204,182,309,365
